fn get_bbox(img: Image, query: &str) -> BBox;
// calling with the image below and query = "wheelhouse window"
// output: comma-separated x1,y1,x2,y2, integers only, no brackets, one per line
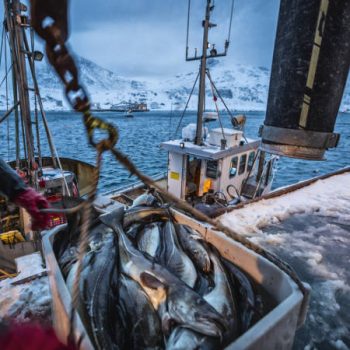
229,156,238,178
206,160,219,179
239,154,247,175
247,151,255,172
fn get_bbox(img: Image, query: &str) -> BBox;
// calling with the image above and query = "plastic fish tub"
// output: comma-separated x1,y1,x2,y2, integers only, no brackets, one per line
42,209,310,350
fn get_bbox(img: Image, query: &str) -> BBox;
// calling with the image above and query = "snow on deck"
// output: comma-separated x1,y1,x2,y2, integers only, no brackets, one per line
0,252,51,323
220,171,350,235
220,171,350,349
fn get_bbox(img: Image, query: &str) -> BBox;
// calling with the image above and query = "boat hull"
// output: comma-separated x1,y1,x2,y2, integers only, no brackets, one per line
8,157,96,196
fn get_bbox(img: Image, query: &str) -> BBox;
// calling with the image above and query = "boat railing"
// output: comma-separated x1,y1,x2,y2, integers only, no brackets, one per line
102,172,167,197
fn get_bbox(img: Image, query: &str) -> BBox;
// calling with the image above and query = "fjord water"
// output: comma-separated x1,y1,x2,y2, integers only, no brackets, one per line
1,111,349,192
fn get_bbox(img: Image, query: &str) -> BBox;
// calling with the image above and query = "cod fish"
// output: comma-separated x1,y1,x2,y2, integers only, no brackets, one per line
204,251,239,343
123,206,169,228
175,225,211,274
159,221,197,288
58,245,78,278
222,258,263,333
131,192,157,208
100,208,224,338
126,222,147,240
119,274,163,349
137,222,161,258
166,327,219,350
67,229,122,350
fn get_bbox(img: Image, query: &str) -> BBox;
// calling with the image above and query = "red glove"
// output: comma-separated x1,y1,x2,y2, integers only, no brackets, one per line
0,323,76,350
13,187,50,230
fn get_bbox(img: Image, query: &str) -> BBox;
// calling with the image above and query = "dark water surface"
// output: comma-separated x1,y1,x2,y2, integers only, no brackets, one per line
1,111,349,193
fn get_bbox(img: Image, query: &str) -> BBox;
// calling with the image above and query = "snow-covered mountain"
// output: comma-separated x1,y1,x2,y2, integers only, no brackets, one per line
2,55,349,112
30,56,273,112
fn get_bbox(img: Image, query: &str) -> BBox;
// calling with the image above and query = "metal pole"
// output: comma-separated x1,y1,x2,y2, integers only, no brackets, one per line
195,0,211,146
5,0,35,175
12,66,20,167
21,27,58,168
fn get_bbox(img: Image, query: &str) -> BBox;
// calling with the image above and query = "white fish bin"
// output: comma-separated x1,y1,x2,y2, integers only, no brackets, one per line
42,209,310,350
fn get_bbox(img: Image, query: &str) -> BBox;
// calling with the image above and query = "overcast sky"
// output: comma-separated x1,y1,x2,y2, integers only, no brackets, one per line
67,0,280,78
2,0,280,79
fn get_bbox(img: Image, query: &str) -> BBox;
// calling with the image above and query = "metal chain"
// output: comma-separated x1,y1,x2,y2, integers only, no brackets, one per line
29,5,307,344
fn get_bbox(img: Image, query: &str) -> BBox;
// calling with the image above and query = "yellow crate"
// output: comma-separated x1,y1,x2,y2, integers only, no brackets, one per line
0,230,25,244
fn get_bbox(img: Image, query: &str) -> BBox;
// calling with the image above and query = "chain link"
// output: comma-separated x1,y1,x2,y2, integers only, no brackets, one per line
30,0,117,151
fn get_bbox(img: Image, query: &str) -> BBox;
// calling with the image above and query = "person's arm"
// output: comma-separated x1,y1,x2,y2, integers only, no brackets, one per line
0,158,50,230
0,159,27,200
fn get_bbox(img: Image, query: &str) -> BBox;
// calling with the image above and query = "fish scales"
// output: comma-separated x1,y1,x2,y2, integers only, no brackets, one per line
159,221,197,288
119,274,163,349
176,224,211,274
204,250,239,344
137,223,161,258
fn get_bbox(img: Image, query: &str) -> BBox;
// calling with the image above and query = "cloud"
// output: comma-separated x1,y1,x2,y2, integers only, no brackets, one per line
1,0,280,78
68,0,280,77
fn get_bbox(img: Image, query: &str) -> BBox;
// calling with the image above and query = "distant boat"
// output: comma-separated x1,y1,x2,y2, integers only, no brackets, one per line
125,110,134,118
203,111,218,122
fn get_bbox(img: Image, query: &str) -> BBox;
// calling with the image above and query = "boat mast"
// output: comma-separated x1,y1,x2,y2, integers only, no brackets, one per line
4,0,35,173
186,0,231,146
194,0,211,146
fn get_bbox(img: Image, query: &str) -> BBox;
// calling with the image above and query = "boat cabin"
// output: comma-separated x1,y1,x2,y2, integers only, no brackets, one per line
161,124,275,204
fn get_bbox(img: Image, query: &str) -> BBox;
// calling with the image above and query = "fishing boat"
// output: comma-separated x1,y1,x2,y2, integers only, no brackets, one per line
124,109,134,118
0,0,94,267
105,0,277,217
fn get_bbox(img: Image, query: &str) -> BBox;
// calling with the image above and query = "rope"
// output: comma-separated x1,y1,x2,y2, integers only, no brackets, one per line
206,69,252,148
30,26,42,168
185,0,192,59
173,70,200,139
227,0,235,44
4,27,10,161
207,68,226,141
0,63,13,89
0,24,4,68
206,69,234,119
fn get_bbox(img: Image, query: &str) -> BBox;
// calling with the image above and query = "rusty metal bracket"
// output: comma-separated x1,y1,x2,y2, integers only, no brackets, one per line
260,125,340,149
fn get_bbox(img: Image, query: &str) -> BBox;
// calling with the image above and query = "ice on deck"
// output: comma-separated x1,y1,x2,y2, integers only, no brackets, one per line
0,252,51,323
219,170,350,349
220,171,350,235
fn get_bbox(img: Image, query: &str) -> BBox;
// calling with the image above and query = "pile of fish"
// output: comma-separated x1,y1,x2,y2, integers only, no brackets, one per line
55,193,264,350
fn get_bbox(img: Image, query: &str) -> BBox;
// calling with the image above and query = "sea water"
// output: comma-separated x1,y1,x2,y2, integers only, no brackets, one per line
1,111,349,193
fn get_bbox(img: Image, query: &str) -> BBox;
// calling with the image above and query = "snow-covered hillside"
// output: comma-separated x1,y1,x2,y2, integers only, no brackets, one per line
1,56,349,112
30,56,273,112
